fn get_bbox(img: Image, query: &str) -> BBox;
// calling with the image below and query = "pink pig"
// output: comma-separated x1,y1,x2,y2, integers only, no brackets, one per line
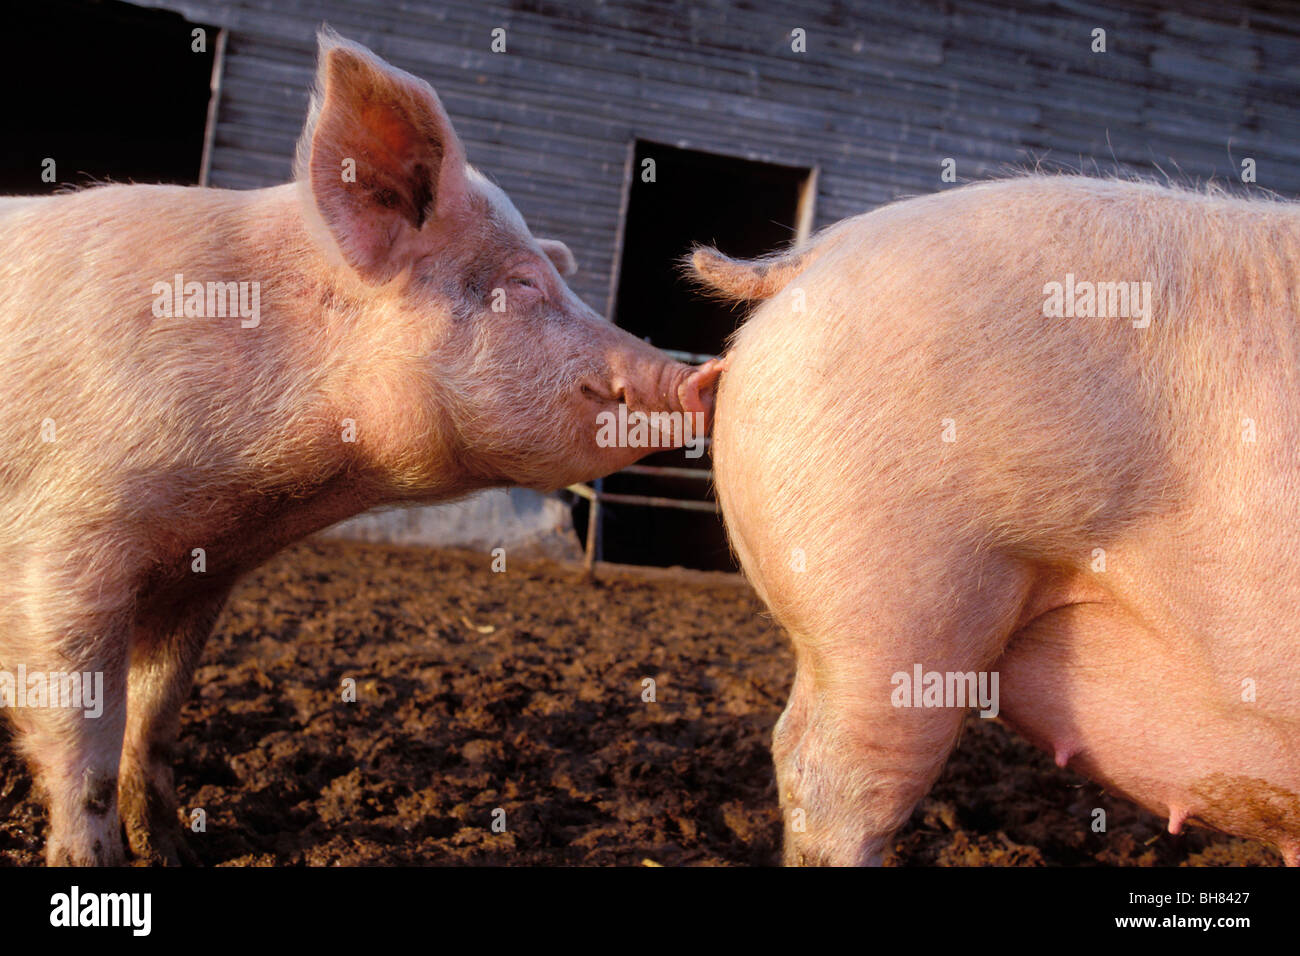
695,175,1300,866
0,30,720,865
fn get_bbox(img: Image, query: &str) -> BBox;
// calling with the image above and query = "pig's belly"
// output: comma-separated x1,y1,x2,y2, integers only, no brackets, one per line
994,602,1300,862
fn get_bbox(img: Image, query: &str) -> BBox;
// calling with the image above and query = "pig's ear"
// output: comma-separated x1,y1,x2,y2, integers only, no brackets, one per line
538,239,578,277
296,29,471,282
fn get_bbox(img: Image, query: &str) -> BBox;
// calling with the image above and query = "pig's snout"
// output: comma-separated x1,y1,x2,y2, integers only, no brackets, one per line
596,356,725,432
676,356,726,425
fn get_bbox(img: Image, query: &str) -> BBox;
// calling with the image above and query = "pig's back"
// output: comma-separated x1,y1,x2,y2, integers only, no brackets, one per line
0,196,42,219
0,185,324,546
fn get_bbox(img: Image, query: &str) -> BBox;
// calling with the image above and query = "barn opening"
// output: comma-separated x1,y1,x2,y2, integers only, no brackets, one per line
0,0,217,195
575,140,815,571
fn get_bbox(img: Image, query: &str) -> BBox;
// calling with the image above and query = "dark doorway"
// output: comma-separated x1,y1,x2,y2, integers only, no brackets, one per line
0,0,217,195
578,141,814,571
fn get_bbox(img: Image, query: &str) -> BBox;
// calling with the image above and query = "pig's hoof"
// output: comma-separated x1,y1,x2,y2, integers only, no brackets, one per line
130,834,200,867
46,839,127,867
120,772,201,865
126,821,201,867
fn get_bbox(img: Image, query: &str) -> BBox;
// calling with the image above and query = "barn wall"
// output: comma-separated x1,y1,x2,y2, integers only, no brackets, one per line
133,0,1300,314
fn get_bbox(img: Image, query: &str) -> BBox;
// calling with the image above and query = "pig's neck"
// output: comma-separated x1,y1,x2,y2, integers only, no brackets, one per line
198,186,483,538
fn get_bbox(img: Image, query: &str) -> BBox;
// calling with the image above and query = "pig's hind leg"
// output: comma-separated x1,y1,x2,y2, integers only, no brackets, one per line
118,589,231,865
762,543,1033,866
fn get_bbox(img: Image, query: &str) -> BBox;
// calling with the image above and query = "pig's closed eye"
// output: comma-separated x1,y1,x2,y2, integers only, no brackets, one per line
510,276,538,289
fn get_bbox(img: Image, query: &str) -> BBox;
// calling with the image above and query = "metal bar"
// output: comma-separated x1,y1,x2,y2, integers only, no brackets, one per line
595,492,719,513
592,477,604,563
567,473,720,576
620,465,713,480
583,489,601,572
567,482,596,501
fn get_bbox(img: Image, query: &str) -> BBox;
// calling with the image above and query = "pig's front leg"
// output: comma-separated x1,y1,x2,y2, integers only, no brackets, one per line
118,588,231,865
6,618,130,866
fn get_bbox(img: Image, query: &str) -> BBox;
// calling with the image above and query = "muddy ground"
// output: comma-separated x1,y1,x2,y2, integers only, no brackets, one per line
0,538,1282,866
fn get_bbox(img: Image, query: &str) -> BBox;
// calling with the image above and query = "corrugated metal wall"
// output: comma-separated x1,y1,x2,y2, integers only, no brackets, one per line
132,0,1300,312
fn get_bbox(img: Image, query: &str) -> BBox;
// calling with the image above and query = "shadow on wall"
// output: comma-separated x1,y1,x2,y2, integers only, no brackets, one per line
319,490,583,562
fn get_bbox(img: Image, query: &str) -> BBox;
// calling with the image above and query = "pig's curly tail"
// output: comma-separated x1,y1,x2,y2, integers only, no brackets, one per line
683,220,850,302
